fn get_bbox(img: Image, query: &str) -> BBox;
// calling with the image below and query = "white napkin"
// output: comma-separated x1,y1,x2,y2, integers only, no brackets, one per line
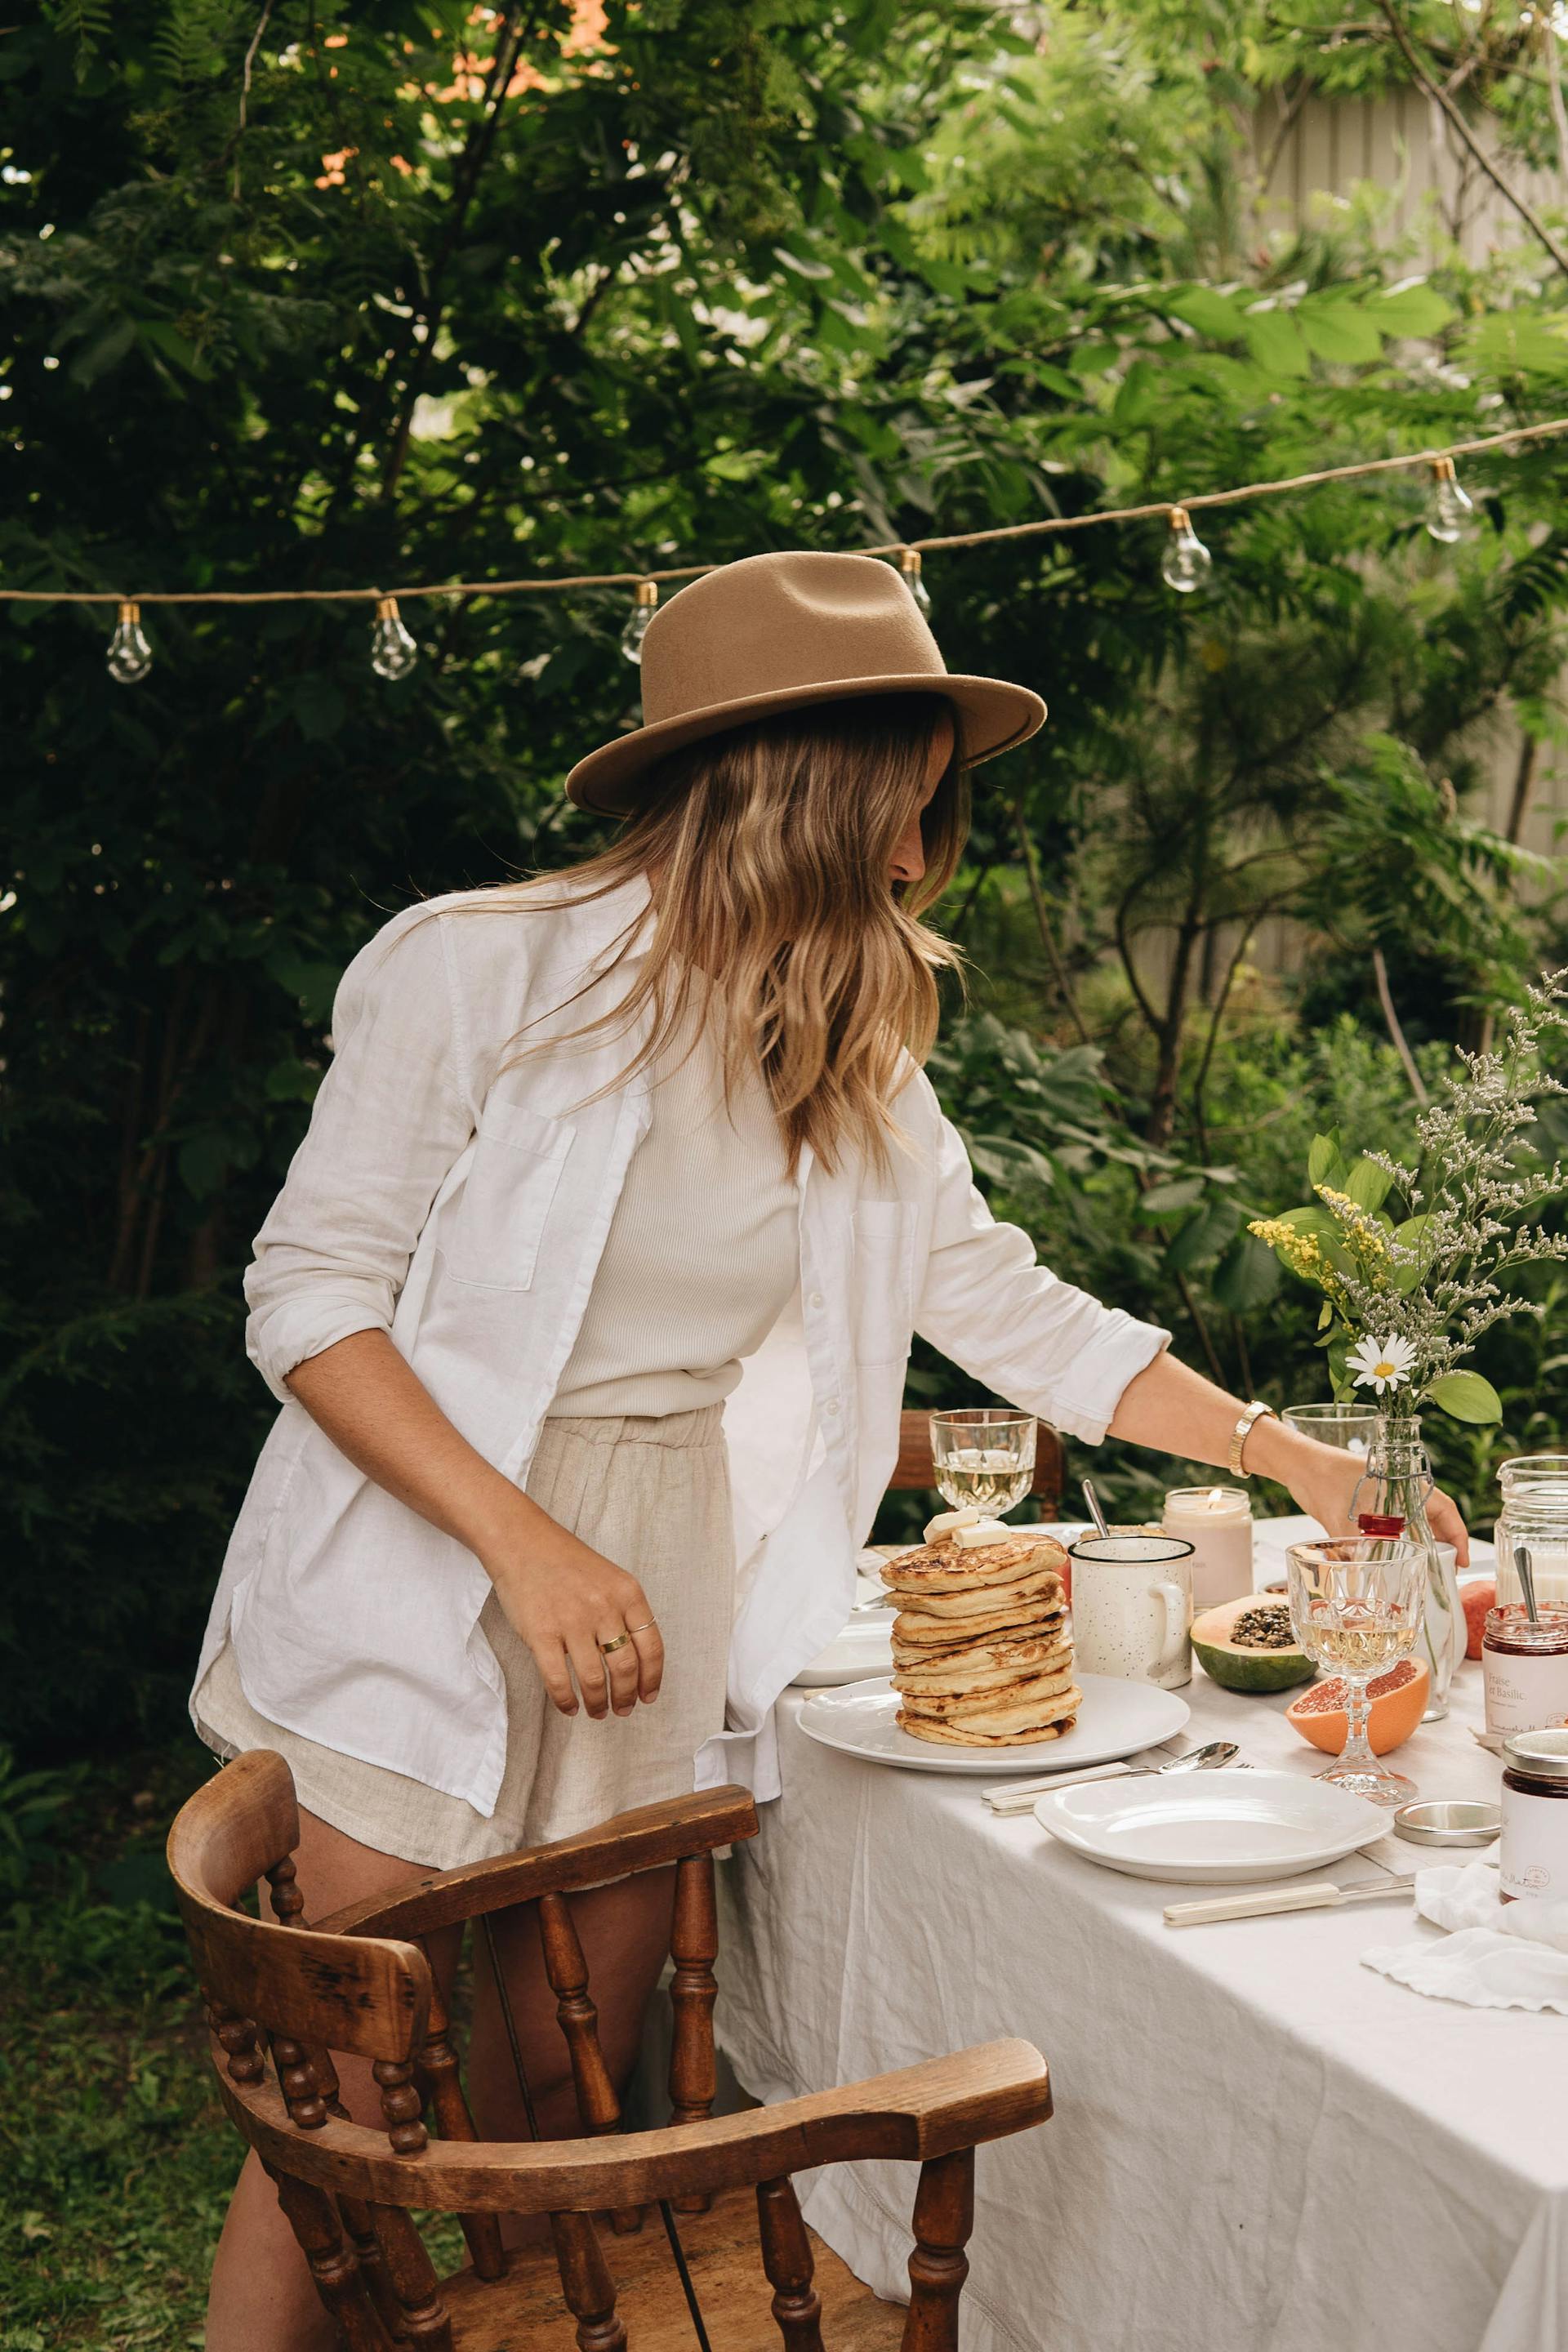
1361,1860,1568,2012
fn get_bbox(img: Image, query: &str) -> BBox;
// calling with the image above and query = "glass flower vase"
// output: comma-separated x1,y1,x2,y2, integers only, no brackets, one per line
1352,1412,1463,1720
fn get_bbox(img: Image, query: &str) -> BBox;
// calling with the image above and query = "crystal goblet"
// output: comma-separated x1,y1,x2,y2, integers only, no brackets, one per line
929,1409,1036,1519
1286,1536,1424,1806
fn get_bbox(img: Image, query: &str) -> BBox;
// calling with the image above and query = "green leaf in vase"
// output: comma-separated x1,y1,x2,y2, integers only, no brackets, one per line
1425,1370,1503,1423
1307,1133,1346,1189
1342,1156,1394,1212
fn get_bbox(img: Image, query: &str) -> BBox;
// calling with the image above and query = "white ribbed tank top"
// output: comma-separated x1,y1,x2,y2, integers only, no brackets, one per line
551,998,801,1418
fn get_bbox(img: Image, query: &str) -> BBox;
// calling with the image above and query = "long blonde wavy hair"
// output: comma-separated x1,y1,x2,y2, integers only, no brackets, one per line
453,691,969,1174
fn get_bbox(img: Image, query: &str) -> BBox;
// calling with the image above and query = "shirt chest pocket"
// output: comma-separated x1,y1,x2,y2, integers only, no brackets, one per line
444,1099,576,1292
851,1200,917,1362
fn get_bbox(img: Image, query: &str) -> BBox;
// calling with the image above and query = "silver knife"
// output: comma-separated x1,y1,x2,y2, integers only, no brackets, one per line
1164,1876,1416,1927
983,1744,1179,1811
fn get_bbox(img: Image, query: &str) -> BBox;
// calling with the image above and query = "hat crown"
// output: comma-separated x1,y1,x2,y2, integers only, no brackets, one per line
639,550,945,727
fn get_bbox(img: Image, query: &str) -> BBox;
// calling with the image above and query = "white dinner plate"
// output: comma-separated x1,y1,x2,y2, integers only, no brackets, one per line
792,1614,895,1688
1035,1768,1388,1883
795,1673,1190,1777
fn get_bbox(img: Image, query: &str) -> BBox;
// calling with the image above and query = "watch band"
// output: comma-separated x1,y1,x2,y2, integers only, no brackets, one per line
1227,1399,1276,1480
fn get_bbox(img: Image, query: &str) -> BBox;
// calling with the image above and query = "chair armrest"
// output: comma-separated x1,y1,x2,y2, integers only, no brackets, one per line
216,2034,1050,2216
314,1785,759,1940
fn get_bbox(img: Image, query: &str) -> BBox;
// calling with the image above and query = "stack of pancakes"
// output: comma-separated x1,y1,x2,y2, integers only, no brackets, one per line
881,1513,1079,1747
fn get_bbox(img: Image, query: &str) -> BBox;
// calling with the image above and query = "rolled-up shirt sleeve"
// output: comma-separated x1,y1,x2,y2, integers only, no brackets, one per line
912,1081,1170,1446
243,906,475,1405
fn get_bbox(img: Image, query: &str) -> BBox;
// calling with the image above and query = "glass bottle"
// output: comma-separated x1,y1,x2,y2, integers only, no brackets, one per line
1352,1413,1463,1719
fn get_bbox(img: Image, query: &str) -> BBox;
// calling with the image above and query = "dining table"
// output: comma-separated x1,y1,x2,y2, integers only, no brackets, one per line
712,1523,1568,2352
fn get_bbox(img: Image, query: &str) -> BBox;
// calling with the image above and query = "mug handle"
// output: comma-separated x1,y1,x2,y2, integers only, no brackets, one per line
1149,1578,1189,1677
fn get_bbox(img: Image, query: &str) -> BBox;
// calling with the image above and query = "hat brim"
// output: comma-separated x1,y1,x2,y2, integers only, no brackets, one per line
564,672,1047,817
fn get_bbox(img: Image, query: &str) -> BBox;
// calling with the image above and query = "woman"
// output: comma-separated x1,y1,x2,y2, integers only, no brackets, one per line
194,550,1465,2346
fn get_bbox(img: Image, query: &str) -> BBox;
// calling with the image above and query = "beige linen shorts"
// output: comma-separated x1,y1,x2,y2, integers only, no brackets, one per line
193,1405,734,1869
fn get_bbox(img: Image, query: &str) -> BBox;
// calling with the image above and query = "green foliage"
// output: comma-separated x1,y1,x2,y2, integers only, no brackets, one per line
10,0,1568,1755
1249,977,1568,1423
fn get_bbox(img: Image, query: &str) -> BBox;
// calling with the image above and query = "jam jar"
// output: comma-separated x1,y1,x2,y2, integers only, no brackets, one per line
1500,1729,1568,1901
1481,1606,1568,1743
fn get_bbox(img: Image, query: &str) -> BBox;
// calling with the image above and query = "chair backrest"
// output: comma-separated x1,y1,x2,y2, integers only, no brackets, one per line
166,1748,433,2146
169,1757,1049,2352
888,1408,1063,1511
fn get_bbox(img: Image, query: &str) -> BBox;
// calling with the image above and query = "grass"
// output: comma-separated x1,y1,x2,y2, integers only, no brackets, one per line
1,1735,483,2350
0,1740,239,2351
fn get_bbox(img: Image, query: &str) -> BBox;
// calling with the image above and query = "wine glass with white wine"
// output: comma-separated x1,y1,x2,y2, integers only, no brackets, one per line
1286,1536,1424,1806
929,1409,1037,1518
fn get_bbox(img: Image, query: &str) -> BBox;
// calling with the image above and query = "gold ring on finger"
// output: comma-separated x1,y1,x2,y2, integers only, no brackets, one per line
598,1630,634,1655
628,1619,657,1634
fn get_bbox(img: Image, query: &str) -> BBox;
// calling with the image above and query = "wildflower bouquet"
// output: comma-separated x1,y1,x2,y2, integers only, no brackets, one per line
1250,972,1568,1423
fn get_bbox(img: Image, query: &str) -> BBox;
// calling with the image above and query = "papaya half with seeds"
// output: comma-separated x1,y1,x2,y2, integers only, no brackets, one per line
1191,1595,1316,1694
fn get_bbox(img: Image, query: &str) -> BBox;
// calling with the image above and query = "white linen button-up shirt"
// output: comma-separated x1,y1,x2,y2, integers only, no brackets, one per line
194,874,1169,1806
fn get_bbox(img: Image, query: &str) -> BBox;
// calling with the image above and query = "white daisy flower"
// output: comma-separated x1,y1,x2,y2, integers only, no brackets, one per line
1347,1333,1417,1395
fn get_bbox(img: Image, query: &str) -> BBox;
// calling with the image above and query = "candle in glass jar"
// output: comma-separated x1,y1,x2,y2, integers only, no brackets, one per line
1161,1486,1254,1611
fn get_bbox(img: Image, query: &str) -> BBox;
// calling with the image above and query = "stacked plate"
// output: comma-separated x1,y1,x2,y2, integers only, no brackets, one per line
796,1673,1190,1778
1033,1771,1387,1884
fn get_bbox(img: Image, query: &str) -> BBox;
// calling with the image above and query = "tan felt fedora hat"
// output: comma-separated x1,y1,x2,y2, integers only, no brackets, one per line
564,548,1047,815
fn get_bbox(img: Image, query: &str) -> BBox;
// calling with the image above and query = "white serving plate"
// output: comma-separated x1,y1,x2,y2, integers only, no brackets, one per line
1035,1768,1388,1883
793,1614,895,1688
795,1673,1190,1777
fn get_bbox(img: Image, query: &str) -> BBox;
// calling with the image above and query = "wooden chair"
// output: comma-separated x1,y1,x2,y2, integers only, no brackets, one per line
889,1410,1063,1517
169,1750,1051,2351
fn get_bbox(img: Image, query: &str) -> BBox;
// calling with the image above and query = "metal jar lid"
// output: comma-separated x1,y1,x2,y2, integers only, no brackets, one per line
1392,1799,1501,1846
1501,1728,1568,1780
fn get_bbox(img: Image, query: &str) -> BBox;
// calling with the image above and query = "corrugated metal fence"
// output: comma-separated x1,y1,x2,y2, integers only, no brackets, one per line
1171,94,1568,989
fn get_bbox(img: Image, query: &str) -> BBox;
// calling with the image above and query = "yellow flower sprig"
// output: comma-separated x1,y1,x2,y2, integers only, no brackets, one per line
1246,1215,1355,1318
1313,1185,1396,1290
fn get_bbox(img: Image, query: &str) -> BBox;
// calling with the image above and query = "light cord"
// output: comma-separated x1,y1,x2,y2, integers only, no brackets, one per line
8,413,1568,608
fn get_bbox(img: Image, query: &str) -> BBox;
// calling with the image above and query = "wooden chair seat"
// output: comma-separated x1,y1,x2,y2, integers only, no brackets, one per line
436,2186,903,2352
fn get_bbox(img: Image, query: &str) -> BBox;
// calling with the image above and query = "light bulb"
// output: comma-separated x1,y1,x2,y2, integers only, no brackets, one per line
1160,506,1212,595
369,595,418,679
620,580,657,663
898,547,932,617
106,599,153,684
1424,455,1476,544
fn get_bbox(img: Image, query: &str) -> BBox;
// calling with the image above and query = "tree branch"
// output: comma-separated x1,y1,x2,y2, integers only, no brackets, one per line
1009,798,1091,1046
1376,0,1568,281
382,9,537,496
1373,944,1430,1104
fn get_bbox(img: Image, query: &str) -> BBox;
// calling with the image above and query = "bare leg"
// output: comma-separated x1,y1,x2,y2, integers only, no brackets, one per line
204,1809,677,2352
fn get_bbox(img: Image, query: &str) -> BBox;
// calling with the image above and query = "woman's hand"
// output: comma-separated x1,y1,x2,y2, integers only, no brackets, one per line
1272,1432,1471,1569
484,1525,665,1720
281,1332,666,1722
1107,1354,1471,1566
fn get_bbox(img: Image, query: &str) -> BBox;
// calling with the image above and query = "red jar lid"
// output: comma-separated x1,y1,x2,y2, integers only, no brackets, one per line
1357,1512,1406,1536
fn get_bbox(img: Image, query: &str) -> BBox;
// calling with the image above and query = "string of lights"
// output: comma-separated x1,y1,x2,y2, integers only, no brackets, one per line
9,414,1566,684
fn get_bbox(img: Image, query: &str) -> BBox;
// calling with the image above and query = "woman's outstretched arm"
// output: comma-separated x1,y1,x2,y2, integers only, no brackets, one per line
1109,1349,1469,1565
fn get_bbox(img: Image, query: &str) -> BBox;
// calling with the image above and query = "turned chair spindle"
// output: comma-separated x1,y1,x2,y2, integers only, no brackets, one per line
902,2148,975,2352
536,1889,645,2234
668,1847,720,2213
418,1977,506,2279
758,2174,826,2352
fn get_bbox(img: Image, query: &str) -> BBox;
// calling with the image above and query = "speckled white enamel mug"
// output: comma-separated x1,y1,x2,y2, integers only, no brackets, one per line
1067,1533,1195,1689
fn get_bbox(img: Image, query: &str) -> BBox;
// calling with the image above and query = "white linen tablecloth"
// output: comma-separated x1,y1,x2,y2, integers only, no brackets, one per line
715,1630,1567,2352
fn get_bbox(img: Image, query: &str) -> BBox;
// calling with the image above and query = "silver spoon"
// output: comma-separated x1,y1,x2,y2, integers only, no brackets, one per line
1153,1740,1240,1774
1518,1543,1541,1624
986,1739,1240,1812
1080,1477,1110,1539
